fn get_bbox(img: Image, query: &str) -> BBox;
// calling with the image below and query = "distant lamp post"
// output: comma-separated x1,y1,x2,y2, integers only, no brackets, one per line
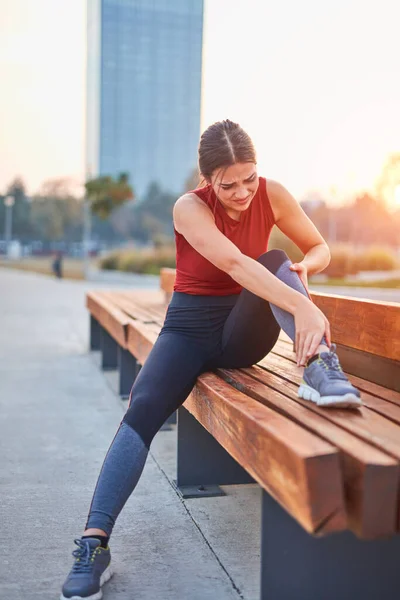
4,195,15,257
83,168,92,280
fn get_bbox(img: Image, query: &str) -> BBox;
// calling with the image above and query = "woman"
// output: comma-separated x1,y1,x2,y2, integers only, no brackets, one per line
61,120,361,600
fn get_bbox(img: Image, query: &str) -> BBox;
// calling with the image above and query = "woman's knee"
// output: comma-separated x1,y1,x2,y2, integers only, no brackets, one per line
257,249,290,274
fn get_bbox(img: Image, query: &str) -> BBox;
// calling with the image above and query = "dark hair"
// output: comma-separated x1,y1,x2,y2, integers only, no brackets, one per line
198,119,257,182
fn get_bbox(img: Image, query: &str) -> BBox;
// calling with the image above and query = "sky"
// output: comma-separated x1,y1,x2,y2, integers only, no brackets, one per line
1,0,400,205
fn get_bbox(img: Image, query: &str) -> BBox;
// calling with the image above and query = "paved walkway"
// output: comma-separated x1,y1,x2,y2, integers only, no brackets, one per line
0,268,260,600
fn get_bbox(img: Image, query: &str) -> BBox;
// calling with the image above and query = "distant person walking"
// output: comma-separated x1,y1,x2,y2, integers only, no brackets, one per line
60,120,361,600
52,252,63,279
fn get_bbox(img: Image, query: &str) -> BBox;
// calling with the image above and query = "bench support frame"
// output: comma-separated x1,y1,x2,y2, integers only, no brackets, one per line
118,347,138,398
175,406,254,498
100,327,118,370
261,490,400,600
90,316,101,351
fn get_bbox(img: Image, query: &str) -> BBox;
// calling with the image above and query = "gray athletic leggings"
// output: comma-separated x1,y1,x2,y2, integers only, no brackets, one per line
85,249,313,536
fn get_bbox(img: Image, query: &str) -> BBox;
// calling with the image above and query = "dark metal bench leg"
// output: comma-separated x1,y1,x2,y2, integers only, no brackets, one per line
118,347,138,398
90,316,101,350
166,411,177,425
100,328,118,370
261,490,400,600
175,406,254,499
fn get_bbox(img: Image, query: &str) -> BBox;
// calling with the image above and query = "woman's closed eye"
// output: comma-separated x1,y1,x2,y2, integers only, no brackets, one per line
221,175,256,190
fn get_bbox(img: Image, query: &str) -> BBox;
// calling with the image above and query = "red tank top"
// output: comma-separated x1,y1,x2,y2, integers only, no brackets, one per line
174,176,275,296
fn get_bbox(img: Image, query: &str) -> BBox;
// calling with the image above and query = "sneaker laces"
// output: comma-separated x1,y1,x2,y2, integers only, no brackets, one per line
320,344,348,381
71,539,100,573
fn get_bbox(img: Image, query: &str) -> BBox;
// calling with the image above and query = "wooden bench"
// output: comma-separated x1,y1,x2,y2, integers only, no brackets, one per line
87,271,400,600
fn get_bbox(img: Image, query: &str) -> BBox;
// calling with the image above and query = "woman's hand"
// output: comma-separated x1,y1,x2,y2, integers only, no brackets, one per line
289,261,309,292
294,298,331,366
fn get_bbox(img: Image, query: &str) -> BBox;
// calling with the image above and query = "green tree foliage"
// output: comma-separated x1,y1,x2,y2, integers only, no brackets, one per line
129,182,177,243
85,172,134,220
31,178,83,242
0,177,32,240
183,167,202,192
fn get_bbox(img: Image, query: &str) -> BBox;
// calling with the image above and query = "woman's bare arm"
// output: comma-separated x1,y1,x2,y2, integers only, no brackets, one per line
267,179,331,275
173,193,331,365
174,194,310,315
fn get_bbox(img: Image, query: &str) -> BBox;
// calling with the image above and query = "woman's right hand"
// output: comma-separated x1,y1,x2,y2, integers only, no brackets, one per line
294,298,331,367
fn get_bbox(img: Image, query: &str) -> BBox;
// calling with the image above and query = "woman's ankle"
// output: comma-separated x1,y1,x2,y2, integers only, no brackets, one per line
83,528,108,538
316,344,330,354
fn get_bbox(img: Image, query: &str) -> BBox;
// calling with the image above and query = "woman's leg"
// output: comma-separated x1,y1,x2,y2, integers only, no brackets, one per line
216,249,361,407
83,332,209,539
216,249,304,368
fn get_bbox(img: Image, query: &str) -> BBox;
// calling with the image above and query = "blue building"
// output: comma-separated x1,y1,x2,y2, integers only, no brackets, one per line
86,0,204,198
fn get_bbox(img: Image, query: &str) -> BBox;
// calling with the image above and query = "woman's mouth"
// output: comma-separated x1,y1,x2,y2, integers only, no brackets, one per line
235,195,251,205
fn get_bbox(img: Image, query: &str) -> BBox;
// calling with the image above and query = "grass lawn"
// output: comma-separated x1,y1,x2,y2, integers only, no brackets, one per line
0,257,93,280
311,277,400,289
1,257,399,289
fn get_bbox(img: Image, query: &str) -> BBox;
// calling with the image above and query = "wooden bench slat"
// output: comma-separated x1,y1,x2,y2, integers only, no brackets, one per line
117,291,167,322
126,321,159,365
259,353,400,461
186,372,347,536
98,291,160,325
86,292,129,348
102,291,167,325
271,339,400,406
217,366,399,539
268,344,400,425
311,292,400,361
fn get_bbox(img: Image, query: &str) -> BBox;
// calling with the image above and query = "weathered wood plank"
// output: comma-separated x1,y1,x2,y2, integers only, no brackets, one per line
100,291,160,325
218,366,399,539
160,267,176,296
86,292,128,348
311,292,400,361
185,372,347,536
271,340,400,405
126,321,159,365
259,353,400,460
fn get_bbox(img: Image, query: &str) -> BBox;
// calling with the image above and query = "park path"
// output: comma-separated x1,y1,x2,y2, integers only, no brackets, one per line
0,268,260,600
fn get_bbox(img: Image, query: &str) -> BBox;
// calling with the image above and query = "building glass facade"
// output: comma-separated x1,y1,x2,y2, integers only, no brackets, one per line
86,0,204,198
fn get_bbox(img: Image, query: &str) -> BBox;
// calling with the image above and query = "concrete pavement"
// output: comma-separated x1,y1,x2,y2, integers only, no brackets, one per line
0,268,261,600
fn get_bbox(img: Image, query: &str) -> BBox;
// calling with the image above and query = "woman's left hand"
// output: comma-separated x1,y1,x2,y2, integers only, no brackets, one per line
289,262,309,292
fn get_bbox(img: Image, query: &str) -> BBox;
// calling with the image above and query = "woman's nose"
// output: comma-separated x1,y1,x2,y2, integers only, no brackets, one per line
234,187,248,199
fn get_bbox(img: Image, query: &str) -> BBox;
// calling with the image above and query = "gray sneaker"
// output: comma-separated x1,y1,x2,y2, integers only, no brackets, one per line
299,344,362,408
60,538,113,600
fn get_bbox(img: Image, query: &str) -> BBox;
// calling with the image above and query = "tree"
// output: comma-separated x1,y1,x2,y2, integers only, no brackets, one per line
183,167,202,193
85,173,134,220
128,181,177,243
31,177,84,242
375,153,400,210
0,177,32,240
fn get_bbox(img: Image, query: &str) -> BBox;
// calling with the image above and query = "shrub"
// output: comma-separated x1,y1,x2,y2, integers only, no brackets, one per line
99,247,176,275
323,245,398,277
323,246,351,278
100,251,120,270
352,247,398,272
268,227,304,263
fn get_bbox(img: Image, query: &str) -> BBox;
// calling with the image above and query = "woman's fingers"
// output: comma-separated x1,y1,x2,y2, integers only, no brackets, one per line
300,332,314,366
325,319,332,347
306,332,323,361
296,331,305,366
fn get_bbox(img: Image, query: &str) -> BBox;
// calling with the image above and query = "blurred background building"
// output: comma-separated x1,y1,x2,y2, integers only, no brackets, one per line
86,0,204,198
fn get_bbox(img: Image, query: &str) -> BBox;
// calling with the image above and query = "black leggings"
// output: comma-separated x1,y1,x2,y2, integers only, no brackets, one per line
85,249,309,536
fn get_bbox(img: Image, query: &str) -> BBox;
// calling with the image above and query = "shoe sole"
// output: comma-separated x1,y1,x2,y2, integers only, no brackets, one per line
60,564,113,600
298,384,362,408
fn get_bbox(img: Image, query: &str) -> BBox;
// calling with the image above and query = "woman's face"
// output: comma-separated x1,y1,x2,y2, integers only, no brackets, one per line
209,162,259,217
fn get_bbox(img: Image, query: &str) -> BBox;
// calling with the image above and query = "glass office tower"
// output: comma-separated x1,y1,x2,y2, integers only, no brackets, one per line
86,0,204,197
